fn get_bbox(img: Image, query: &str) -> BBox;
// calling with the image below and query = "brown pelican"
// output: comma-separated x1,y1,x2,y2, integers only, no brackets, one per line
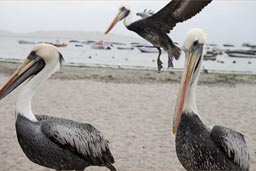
173,28,250,170
105,0,212,71
0,44,116,171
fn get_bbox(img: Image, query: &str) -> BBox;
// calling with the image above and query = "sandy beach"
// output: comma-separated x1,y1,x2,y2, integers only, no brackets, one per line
0,62,255,171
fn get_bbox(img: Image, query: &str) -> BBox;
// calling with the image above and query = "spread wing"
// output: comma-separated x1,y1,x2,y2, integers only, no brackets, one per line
210,125,250,170
146,0,212,33
40,118,115,166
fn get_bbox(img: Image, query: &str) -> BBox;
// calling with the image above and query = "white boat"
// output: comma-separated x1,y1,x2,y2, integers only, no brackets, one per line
18,40,35,44
116,46,134,50
137,46,158,53
225,50,256,58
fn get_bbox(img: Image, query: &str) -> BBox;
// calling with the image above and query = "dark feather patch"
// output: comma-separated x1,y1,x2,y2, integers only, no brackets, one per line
146,0,212,33
58,52,64,65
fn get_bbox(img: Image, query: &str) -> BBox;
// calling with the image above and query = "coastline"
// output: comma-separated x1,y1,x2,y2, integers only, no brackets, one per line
1,61,256,85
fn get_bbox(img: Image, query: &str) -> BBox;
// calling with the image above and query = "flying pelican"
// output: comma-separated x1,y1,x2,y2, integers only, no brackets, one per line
172,28,250,170
105,0,212,71
0,44,116,171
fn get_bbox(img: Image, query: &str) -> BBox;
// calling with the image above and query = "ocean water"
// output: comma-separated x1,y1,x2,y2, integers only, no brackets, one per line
0,37,256,74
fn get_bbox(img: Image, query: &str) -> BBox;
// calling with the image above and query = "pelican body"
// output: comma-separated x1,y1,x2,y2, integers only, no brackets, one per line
0,44,115,171
105,0,212,71
172,28,250,170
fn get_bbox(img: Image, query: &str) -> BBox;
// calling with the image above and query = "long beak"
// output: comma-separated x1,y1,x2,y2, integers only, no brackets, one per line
0,55,45,100
172,44,204,134
105,10,125,34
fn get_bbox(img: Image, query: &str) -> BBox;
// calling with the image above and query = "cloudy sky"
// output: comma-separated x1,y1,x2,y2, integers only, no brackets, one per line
0,1,256,44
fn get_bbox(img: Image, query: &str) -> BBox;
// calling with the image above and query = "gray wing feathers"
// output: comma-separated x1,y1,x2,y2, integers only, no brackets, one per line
136,9,155,19
172,0,212,22
210,125,250,170
148,0,212,32
41,120,114,165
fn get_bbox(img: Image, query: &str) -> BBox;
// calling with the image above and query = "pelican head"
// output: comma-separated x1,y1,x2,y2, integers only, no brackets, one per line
172,28,206,134
105,6,130,34
0,43,64,101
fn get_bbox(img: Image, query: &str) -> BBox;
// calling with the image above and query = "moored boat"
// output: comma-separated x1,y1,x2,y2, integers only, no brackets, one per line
117,46,134,50
137,45,158,53
18,40,35,44
225,50,256,58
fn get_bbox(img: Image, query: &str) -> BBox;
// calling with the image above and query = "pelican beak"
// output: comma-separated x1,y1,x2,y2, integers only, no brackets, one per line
105,8,130,34
172,43,204,134
0,52,45,100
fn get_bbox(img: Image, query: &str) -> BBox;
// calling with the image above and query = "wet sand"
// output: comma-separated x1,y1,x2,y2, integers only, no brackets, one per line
0,62,255,171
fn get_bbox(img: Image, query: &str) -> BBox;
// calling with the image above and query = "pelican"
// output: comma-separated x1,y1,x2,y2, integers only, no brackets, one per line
172,28,250,170
0,44,116,171
105,0,212,71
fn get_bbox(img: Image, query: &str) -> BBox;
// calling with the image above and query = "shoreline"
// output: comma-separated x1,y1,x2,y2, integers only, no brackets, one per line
1,61,256,85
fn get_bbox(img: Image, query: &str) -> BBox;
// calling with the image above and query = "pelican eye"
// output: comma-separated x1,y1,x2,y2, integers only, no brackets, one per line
120,7,126,11
27,51,39,60
193,40,199,47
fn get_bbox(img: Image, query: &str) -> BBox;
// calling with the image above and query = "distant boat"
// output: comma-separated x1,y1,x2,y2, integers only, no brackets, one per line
116,46,134,50
203,54,217,61
130,42,146,47
50,43,67,47
223,44,235,47
75,44,83,47
69,40,80,43
226,50,256,58
204,44,222,59
81,40,96,45
242,43,256,49
109,42,127,46
18,40,35,44
137,46,158,53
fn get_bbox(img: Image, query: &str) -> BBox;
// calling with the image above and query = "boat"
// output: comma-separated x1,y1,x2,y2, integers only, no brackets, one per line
18,40,35,44
69,40,80,43
75,44,83,47
130,42,148,48
223,44,235,47
203,46,217,61
242,43,256,49
81,40,96,45
50,43,67,47
116,46,134,50
203,54,217,61
109,42,127,46
47,40,67,47
225,50,256,58
137,45,158,53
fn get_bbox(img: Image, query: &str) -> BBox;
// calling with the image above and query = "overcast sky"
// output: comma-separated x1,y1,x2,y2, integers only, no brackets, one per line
0,1,256,44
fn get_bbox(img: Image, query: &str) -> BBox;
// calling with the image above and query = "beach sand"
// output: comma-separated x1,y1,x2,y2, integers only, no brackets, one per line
0,62,255,171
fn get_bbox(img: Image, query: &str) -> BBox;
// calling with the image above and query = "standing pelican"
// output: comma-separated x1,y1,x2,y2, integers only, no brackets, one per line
172,28,250,170
105,0,212,71
0,44,116,171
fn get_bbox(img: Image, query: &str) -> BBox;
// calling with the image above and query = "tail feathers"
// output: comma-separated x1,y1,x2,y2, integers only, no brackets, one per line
102,149,115,163
106,162,116,171
170,44,181,60
166,44,180,68
102,149,116,171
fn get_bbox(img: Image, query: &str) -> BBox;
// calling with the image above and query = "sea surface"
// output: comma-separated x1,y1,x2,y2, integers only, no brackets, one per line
1,36,256,74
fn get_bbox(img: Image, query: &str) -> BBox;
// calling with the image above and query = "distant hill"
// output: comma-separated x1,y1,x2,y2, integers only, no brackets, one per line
0,30,147,44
